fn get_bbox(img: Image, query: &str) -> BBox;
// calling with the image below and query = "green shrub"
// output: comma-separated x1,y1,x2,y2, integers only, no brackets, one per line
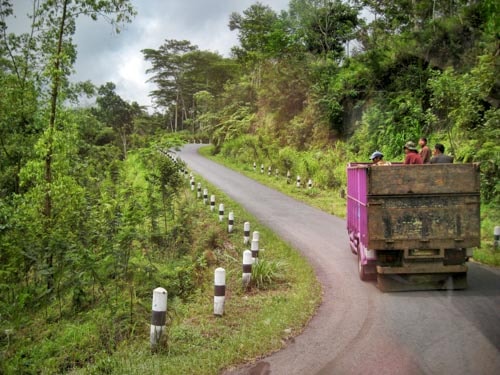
251,259,287,290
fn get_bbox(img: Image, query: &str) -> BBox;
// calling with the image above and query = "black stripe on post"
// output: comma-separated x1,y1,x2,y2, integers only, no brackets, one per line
244,231,250,236
214,285,226,296
151,310,166,326
251,250,259,258
243,264,252,273
229,219,234,225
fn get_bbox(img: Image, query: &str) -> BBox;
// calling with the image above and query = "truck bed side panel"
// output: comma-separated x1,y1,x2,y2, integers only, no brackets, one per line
347,166,368,247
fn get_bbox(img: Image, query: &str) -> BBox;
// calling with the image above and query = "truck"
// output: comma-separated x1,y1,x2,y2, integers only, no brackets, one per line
346,163,480,291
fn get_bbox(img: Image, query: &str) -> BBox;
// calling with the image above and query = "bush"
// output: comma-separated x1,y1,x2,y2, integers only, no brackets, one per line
251,259,287,290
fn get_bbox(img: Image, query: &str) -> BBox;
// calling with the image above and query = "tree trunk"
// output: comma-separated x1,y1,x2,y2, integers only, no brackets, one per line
44,0,69,291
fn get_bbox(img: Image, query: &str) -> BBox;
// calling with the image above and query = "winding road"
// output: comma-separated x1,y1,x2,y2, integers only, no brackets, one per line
178,144,500,375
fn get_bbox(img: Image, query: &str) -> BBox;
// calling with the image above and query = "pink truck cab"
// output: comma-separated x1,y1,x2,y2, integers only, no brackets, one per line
346,162,480,291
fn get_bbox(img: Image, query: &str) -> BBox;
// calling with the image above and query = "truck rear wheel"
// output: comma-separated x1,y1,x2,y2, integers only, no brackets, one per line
358,251,370,281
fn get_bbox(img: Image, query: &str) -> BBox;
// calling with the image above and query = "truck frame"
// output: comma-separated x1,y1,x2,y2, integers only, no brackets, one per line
346,163,480,291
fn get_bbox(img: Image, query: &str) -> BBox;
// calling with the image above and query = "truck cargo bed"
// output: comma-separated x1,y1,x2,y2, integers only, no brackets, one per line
346,163,480,291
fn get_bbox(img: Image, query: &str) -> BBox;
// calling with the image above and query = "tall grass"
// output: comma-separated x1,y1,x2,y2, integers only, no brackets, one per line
70,175,321,374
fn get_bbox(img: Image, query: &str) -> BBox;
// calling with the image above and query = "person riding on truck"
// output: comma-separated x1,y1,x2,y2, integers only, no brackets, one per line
370,151,391,166
430,143,454,164
419,137,431,164
403,141,423,164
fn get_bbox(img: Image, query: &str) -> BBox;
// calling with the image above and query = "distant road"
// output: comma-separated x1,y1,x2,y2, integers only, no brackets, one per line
178,144,500,375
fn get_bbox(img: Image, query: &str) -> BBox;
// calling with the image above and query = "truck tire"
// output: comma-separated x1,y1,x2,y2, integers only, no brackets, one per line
358,250,370,281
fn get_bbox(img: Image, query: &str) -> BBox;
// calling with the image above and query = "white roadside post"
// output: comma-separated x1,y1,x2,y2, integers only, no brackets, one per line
296,175,301,188
243,221,250,244
228,212,234,233
190,177,195,191
210,195,216,212
150,287,167,349
197,183,202,198
242,250,252,289
253,162,256,171
203,189,208,204
308,179,313,189
260,164,264,174
214,268,226,316
287,170,291,184
494,226,500,250
251,239,259,263
252,231,260,242
268,166,272,176
218,203,225,222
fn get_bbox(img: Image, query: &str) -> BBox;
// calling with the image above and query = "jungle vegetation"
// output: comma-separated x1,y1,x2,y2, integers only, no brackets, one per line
0,0,498,373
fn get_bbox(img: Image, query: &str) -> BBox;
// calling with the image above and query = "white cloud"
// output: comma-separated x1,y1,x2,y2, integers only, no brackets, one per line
9,0,291,110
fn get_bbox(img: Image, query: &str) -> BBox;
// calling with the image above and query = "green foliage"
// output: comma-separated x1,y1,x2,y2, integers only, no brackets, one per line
142,40,238,132
251,259,287,290
289,0,360,59
426,54,499,202
229,3,291,62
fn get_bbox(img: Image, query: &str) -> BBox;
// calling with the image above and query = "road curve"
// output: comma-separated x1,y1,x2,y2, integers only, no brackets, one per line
178,144,500,375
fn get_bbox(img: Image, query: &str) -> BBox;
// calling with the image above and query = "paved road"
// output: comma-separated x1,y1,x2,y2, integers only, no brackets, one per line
178,144,500,375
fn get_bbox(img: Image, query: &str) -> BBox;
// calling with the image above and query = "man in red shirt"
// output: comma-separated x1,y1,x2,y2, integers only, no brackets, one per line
404,141,423,164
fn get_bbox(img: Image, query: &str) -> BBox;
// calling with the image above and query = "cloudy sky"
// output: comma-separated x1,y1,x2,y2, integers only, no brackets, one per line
11,0,290,110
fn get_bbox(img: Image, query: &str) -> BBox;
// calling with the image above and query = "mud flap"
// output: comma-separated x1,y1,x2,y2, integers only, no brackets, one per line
377,272,467,292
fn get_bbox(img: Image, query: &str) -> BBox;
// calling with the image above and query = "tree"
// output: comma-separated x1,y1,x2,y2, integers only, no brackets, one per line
143,40,238,131
229,2,293,64
94,82,135,157
18,0,135,291
143,39,197,131
0,1,41,195
289,0,360,60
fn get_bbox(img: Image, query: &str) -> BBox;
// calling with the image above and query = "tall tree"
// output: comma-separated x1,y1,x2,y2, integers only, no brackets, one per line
143,39,197,131
288,0,360,60
25,0,135,290
94,82,135,157
143,41,237,131
229,2,292,63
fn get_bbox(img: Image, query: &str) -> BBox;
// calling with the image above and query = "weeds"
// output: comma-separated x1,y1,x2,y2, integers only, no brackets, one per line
251,259,287,290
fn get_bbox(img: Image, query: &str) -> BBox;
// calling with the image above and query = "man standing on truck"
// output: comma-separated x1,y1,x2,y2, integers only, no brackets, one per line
370,151,391,165
403,141,423,164
419,137,431,164
430,143,454,163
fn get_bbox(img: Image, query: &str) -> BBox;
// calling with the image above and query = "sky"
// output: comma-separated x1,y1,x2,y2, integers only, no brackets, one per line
10,0,291,111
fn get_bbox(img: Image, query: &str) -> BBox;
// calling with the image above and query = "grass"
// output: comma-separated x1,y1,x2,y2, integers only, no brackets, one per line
472,203,500,266
67,173,321,374
198,146,346,218
0,170,321,374
200,145,500,268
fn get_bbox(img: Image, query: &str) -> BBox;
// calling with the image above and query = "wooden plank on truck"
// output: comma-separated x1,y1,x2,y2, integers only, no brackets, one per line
367,194,481,250
367,164,480,196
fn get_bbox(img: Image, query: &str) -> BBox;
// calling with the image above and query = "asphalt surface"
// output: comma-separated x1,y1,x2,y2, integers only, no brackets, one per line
178,144,500,375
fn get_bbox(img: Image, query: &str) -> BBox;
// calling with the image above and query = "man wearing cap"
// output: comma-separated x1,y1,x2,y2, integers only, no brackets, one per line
403,141,423,164
370,151,391,166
